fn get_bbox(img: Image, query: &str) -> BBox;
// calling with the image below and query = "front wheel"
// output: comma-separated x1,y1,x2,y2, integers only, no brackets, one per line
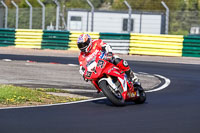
99,80,125,106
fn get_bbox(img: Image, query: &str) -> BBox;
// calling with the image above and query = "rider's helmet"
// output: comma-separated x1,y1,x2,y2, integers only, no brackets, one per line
77,34,92,53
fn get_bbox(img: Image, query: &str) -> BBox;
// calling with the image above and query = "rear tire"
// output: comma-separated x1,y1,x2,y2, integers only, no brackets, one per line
99,80,125,106
134,85,146,104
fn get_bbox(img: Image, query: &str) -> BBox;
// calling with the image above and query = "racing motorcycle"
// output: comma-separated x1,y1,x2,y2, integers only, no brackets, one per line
82,51,146,106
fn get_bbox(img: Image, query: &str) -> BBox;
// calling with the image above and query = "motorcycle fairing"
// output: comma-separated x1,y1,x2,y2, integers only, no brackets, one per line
83,50,137,100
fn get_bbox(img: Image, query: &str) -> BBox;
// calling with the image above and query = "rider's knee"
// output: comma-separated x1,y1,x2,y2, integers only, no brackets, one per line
113,58,130,71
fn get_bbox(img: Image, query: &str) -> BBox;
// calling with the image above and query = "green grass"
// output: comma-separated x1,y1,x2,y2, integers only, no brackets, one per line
0,84,85,106
36,88,69,93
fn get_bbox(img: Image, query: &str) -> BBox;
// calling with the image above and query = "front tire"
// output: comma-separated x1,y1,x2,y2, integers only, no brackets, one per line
99,80,125,106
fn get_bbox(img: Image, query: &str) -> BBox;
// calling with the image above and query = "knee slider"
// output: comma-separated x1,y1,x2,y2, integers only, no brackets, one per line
123,60,129,67
116,59,130,71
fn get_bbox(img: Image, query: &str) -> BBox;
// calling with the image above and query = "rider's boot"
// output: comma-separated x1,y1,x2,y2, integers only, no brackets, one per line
125,70,141,91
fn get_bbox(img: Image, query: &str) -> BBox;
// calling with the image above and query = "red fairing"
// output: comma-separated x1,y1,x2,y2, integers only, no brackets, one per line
102,63,124,79
91,80,101,92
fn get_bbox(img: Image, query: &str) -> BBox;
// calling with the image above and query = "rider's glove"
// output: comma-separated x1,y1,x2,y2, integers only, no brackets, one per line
79,66,85,76
104,52,113,61
79,66,88,82
83,76,88,82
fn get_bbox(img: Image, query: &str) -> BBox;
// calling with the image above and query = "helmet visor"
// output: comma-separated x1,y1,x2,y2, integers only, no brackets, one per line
77,38,90,52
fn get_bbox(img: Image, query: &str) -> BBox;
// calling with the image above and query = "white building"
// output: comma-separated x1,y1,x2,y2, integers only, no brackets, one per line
67,9,165,34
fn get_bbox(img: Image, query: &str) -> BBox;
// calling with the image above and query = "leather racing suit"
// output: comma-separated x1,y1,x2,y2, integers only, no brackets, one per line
78,39,137,83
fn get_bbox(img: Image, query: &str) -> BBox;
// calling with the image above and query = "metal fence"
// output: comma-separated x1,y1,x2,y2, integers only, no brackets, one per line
0,0,168,34
1,0,200,35
4,7,57,30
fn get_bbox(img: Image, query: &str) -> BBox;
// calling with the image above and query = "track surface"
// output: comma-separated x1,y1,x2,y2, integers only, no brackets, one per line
0,54,200,133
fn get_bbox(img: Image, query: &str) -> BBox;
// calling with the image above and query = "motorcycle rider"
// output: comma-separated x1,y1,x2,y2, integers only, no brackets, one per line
77,34,139,86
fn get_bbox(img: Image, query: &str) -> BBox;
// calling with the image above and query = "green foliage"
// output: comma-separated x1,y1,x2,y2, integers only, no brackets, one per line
3,0,200,35
4,0,200,11
65,0,104,9
111,0,186,11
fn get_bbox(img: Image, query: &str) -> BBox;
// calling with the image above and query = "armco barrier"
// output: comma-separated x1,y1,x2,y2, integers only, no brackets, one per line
15,29,70,50
68,32,130,54
42,30,70,50
0,28,15,47
129,33,184,57
183,36,200,57
68,31,100,50
1,28,200,58
15,29,43,49
100,33,130,54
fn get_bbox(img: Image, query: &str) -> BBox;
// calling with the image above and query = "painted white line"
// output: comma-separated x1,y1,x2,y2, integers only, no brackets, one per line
66,89,97,93
0,97,106,110
2,59,12,62
145,74,171,93
0,74,170,110
67,64,79,66
137,72,149,75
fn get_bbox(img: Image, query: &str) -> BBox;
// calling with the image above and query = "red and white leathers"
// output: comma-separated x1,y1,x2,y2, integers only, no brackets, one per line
78,39,137,83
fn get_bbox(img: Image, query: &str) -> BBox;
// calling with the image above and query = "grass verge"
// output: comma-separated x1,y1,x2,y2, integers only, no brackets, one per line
0,84,85,107
36,88,69,93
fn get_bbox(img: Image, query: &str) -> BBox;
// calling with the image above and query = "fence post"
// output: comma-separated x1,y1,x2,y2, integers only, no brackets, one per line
1,1,8,28
54,0,60,30
11,0,18,29
87,0,94,32
37,0,45,30
161,1,169,34
25,0,32,29
124,0,132,33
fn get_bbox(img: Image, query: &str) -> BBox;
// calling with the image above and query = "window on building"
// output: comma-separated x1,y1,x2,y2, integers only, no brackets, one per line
122,18,134,31
71,16,82,21
69,16,82,31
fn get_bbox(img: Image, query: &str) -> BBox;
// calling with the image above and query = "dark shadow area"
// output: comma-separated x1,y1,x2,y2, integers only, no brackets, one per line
92,98,148,107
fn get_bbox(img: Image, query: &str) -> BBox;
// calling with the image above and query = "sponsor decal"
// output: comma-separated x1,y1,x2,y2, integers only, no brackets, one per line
123,60,128,67
92,43,97,50
114,71,120,75
108,68,112,73
86,49,99,62
83,34,88,42
128,92,135,98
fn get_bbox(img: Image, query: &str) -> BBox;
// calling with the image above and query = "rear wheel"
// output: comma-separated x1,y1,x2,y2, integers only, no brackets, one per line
99,80,125,106
134,85,146,104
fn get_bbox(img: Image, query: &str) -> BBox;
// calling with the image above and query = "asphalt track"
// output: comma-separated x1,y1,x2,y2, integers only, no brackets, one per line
0,54,200,133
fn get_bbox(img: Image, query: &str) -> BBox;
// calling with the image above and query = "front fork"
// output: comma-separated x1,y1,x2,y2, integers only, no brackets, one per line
92,75,118,93
91,80,101,93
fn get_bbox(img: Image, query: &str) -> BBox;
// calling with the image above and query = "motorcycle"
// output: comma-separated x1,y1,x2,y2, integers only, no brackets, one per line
82,51,146,106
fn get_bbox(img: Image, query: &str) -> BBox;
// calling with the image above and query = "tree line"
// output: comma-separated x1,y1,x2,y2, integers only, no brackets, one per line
2,0,200,35
3,0,200,11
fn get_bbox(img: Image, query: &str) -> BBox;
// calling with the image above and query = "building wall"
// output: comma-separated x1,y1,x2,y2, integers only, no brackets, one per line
67,10,164,34
141,14,162,34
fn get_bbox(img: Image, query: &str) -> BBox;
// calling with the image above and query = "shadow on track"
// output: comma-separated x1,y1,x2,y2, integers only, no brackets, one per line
92,98,148,107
